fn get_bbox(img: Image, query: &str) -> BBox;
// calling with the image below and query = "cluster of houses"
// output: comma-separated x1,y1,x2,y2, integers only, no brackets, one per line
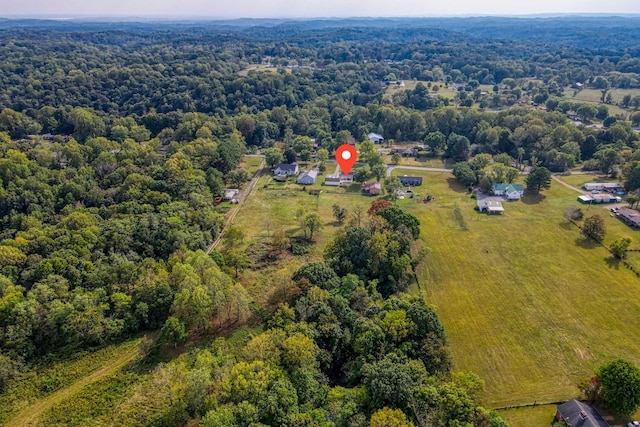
271,162,423,197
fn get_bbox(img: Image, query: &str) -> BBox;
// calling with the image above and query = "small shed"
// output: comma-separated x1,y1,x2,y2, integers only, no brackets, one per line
224,189,239,200
477,200,504,214
363,182,382,196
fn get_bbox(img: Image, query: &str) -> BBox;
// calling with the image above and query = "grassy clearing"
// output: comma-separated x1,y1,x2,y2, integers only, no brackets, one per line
3,333,154,427
561,87,640,117
239,155,264,176
556,174,619,189
218,174,383,304
385,80,458,99
383,155,451,168
237,64,291,76
498,405,557,427
390,169,640,408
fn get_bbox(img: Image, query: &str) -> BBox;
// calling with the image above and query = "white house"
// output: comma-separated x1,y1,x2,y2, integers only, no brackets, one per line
297,169,318,185
273,163,299,176
583,182,622,192
493,183,524,200
367,132,384,144
323,173,353,186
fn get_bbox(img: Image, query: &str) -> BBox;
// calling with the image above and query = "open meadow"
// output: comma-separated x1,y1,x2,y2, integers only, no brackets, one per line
391,169,640,415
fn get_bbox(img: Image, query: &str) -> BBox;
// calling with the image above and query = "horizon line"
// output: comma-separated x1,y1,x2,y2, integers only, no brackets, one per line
1,12,640,21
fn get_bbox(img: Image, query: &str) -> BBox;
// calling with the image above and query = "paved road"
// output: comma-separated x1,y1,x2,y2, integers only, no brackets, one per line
207,158,265,253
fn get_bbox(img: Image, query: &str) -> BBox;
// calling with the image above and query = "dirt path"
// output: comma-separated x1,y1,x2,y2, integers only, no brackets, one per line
208,159,265,253
5,333,156,427
552,175,588,194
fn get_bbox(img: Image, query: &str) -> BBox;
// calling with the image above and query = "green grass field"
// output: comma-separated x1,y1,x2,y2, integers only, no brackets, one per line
385,80,459,100
556,173,619,189
237,64,292,76
561,87,640,118
391,169,640,409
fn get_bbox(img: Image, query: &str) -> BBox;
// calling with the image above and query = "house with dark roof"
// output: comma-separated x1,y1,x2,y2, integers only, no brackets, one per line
398,175,423,187
273,163,299,177
493,183,524,200
617,208,640,228
555,400,609,427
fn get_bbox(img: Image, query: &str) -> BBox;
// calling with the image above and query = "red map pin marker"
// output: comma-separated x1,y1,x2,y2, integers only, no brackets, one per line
336,144,357,175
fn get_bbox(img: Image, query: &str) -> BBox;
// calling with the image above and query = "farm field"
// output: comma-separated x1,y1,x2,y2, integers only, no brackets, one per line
382,155,451,168
562,87,640,117
391,169,640,409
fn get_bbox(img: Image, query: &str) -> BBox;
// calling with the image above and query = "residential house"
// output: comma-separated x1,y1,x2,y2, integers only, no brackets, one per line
363,182,382,196
324,175,341,186
398,175,423,187
390,147,418,157
555,399,609,427
617,208,640,228
273,163,299,177
577,194,622,204
324,173,354,186
477,199,504,214
583,183,622,192
493,183,524,200
297,169,318,185
367,132,385,144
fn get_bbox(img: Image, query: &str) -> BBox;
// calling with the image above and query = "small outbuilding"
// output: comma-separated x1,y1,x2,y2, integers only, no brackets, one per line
477,200,504,214
363,182,382,196
367,132,385,144
297,169,318,185
555,399,609,427
224,189,239,200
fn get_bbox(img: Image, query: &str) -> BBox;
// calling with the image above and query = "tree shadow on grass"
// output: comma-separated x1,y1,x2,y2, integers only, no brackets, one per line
521,193,547,205
446,177,470,194
604,256,621,269
575,237,600,249
559,221,574,230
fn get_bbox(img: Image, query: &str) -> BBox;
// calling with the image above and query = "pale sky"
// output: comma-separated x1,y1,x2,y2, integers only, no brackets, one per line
0,0,639,18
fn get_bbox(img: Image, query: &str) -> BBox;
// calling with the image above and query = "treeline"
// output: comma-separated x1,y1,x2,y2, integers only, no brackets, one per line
2,25,640,120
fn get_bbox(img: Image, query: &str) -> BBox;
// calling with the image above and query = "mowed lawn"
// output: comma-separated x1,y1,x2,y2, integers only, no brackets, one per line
392,169,640,408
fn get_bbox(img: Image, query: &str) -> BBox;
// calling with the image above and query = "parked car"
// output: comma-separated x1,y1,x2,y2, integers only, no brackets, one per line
626,421,639,427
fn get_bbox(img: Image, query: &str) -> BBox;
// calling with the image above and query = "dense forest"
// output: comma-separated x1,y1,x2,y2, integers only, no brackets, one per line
1,16,640,426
